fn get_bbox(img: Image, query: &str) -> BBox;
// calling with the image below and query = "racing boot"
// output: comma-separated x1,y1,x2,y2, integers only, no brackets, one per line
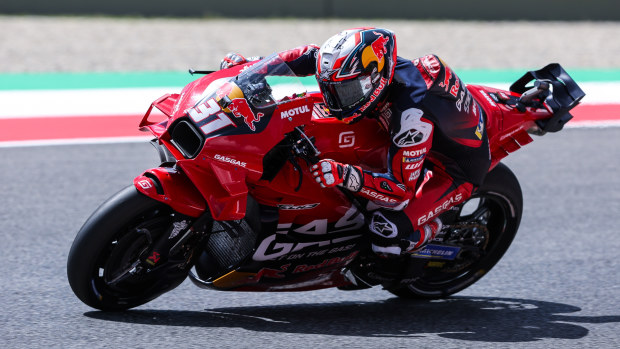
370,209,443,256
402,217,443,254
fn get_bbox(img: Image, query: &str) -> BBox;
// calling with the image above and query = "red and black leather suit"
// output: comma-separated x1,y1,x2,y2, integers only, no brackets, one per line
278,45,492,253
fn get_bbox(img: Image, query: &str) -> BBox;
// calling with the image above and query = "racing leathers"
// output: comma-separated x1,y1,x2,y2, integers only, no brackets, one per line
229,46,492,256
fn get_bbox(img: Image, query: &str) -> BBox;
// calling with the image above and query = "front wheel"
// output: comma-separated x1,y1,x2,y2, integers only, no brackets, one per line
67,186,195,311
387,162,523,299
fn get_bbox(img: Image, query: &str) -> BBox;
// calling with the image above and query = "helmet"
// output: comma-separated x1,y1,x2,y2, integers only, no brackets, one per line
316,28,397,124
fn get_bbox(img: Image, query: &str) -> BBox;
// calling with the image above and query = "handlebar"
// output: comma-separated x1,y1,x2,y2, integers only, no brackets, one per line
288,127,370,218
291,127,321,164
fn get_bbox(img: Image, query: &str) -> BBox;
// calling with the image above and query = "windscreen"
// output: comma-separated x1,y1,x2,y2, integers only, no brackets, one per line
233,54,307,108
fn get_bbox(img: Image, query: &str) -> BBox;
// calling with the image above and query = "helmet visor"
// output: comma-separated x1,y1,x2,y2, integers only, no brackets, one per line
321,75,374,115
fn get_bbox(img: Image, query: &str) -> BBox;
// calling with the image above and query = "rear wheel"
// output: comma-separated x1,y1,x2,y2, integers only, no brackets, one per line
67,186,196,311
387,162,523,299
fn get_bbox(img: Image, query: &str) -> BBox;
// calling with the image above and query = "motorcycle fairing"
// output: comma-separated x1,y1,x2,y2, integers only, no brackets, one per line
468,63,583,168
209,250,359,291
137,58,323,221
134,167,207,217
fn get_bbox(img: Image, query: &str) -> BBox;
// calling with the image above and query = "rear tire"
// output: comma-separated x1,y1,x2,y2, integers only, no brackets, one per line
67,186,190,311
387,162,523,299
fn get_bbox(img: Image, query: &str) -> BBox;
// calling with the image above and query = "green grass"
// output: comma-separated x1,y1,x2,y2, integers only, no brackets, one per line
1,69,618,91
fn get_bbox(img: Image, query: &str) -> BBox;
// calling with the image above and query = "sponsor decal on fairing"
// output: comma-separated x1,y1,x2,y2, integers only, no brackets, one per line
169,220,189,239
292,251,358,273
252,206,364,261
277,203,320,210
228,98,264,131
145,251,161,266
280,104,311,119
338,131,356,148
137,179,153,190
479,90,497,107
214,154,247,167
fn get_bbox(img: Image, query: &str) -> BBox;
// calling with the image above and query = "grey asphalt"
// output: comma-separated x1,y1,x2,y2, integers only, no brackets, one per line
1,127,619,348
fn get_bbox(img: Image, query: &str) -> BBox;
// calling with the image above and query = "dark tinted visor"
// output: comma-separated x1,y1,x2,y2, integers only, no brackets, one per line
321,75,373,113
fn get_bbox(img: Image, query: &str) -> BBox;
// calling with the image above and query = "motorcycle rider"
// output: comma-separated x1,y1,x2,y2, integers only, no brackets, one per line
221,28,491,257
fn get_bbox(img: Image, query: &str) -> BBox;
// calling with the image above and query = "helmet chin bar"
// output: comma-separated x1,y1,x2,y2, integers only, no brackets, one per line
341,113,363,124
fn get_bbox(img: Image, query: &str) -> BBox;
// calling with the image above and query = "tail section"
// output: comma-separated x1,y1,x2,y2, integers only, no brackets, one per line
469,63,585,167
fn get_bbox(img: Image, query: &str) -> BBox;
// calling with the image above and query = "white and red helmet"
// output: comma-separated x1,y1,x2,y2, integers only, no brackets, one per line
316,28,397,124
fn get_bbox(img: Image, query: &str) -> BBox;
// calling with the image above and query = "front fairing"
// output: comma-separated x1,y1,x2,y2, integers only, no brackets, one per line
140,55,314,220
144,55,310,159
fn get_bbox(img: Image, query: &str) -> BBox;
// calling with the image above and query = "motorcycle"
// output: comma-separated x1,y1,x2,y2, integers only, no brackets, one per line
67,54,584,311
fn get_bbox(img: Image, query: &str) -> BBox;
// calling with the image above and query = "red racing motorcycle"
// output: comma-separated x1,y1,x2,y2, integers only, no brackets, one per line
67,55,584,310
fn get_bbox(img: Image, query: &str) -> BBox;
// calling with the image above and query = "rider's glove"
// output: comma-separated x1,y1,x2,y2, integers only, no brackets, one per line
311,159,362,192
220,52,263,70
220,52,247,70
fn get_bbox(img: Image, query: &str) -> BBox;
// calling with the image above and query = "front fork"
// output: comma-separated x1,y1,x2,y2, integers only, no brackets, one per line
145,211,213,269
108,210,213,287
124,141,213,282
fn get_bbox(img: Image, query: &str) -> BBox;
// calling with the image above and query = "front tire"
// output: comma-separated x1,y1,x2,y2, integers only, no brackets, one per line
387,162,523,299
67,186,191,311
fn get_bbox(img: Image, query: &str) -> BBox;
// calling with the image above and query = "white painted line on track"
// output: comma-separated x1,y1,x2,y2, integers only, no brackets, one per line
0,82,618,118
0,87,178,118
0,136,152,148
0,122,615,149
566,120,620,128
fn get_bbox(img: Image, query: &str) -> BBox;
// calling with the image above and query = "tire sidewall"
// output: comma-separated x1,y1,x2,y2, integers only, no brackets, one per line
67,185,172,310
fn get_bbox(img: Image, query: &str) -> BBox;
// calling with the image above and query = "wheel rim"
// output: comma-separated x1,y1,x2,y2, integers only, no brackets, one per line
90,205,175,305
407,191,517,295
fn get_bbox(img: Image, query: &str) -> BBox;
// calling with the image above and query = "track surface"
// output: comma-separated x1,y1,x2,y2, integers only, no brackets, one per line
1,16,619,348
1,127,619,348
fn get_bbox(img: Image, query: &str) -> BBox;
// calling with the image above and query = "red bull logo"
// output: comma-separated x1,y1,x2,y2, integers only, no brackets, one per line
362,32,390,73
370,31,390,62
228,98,264,131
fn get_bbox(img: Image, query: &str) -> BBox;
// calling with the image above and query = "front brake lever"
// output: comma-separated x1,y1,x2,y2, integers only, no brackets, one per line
288,156,304,192
287,127,321,191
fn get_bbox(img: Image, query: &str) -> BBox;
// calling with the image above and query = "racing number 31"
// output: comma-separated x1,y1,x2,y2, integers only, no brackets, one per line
188,98,236,136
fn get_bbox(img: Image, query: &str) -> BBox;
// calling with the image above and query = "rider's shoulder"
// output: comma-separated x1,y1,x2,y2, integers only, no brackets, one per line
411,54,449,87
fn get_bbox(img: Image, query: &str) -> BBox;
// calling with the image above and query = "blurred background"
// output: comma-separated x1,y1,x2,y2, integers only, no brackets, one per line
1,0,619,73
3,0,620,19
